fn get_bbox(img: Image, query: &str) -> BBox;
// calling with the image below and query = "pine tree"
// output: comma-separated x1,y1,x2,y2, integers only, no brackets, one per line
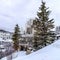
12,24,20,51
33,1,54,50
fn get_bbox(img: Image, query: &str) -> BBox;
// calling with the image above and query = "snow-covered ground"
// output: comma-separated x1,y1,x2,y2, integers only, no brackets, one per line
1,39,60,60
1,51,26,60
1,57,7,60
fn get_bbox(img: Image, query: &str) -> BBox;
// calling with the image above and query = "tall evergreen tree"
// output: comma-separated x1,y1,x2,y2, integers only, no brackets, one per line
33,1,54,50
12,24,20,51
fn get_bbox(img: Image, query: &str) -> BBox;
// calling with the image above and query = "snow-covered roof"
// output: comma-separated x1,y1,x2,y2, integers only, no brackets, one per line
22,34,33,37
0,38,4,41
56,34,60,36
0,45,4,48
4,39,13,42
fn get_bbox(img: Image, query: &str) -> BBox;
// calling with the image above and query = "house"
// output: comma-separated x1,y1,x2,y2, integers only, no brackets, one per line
0,29,13,40
0,38,13,58
55,26,60,39
0,29,13,58
19,33,33,51
55,26,60,34
18,20,34,50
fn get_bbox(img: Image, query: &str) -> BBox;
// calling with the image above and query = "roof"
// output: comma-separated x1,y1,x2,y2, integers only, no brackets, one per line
21,34,33,37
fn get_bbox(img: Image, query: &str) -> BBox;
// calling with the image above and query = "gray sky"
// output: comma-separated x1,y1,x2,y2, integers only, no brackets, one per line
0,0,60,31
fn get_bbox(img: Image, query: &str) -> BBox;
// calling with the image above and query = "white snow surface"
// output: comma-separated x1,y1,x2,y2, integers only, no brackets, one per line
1,39,60,60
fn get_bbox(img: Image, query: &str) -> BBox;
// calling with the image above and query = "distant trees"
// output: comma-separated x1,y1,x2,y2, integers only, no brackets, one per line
32,1,54,50
12,24,21,51
26,19,33,34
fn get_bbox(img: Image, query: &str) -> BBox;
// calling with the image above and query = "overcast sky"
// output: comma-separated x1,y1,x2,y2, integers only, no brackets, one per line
0,0,60,31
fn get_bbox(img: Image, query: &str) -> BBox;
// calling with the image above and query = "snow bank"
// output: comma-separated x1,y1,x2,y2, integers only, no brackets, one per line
1,57,7,60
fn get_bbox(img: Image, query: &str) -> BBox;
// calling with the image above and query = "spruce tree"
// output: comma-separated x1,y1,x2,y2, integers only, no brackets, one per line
12,24,20,51
33,1,54,50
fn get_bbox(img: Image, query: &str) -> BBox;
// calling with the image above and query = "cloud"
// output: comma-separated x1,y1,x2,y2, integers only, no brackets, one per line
0,0,59,31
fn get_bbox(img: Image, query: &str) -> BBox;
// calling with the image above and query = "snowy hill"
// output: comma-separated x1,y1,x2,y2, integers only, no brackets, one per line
1,39,60,60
